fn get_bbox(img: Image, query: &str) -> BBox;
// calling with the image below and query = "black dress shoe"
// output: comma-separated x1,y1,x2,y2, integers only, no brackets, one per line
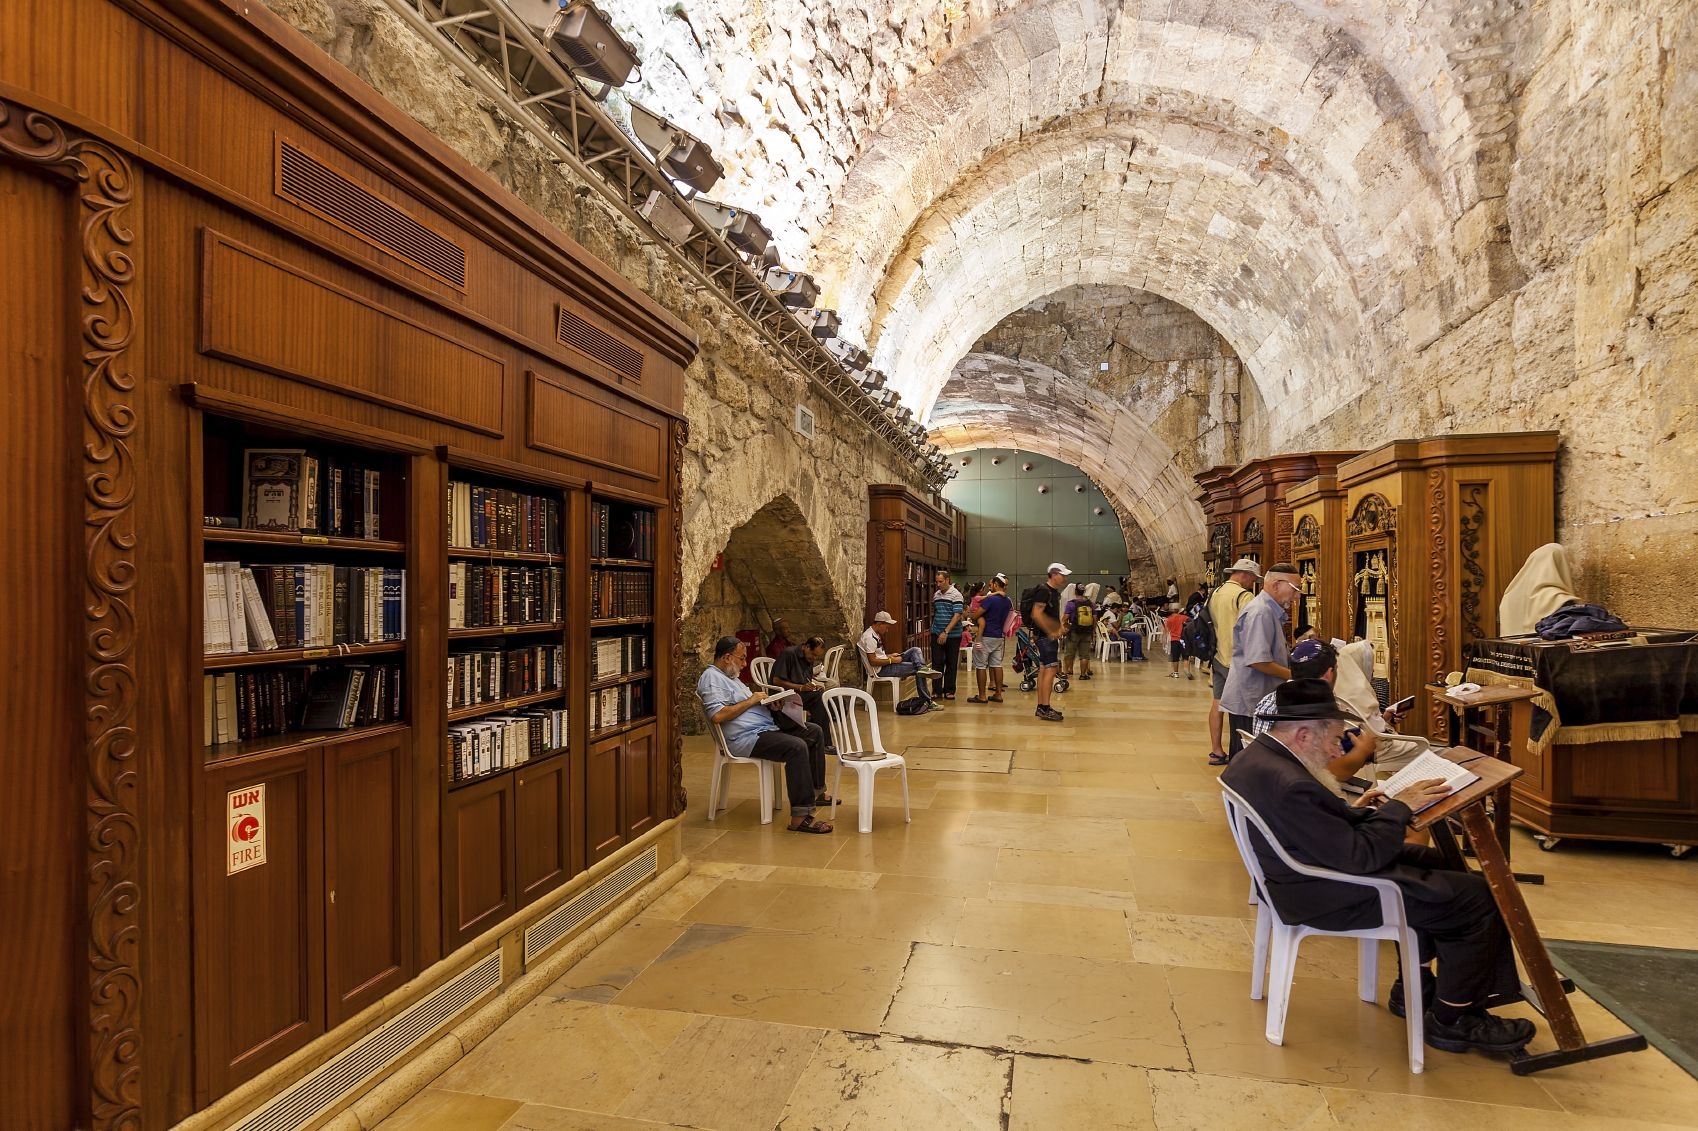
1387,968,1437,1019
1423,1009,1536,1055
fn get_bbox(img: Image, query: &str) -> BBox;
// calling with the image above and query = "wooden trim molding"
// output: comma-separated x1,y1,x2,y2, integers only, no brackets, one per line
1427,469,1451,736
0,95,144,1130
668,419,688,819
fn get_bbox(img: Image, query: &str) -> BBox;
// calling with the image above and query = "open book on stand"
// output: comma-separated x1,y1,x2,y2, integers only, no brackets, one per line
1378,750,1480,812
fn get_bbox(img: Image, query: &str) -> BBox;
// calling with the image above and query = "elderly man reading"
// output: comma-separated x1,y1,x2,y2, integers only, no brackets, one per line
1221,679,1535,1057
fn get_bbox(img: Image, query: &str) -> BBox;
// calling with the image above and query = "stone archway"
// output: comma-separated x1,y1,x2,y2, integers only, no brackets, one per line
679,493,853,733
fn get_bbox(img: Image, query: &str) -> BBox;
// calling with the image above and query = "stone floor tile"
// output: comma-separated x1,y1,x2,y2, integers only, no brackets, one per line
992,847,1140,891
1147,1068,1337,1129
775,1031,1011,1131
613,1013,823,1130
953,897,1133,960
1322,1087,1698,1130
376,1088,521,1131
1128,857,1260,919
544,917,689,1004
1006,1056,1156,1130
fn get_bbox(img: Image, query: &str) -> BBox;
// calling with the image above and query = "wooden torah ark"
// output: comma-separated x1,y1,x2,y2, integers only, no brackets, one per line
0,0,696,1125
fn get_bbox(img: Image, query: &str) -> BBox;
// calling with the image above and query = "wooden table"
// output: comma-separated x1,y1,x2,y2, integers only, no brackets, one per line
1411,748,1648,1074
1429,683,1543,881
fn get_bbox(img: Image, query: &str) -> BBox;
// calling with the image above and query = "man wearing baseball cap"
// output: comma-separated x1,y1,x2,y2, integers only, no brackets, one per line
1206,557,1262,765
858,610,941,701
1019,563,1070,721
1223,679,1536,1058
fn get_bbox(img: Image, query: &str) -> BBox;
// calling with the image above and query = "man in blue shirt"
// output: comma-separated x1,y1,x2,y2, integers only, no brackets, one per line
697,636,833,832
968,573,1013,703
930,569,965,700
1219,562,1300,759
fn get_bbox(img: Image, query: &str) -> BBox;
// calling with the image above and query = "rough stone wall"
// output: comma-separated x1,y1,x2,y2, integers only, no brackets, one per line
261,0,928,660
927,286,1247,583
1241,0,1698,624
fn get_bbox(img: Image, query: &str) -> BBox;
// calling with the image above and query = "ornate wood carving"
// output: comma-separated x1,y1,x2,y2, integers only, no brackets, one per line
1209,521,1232,565
0,96,143,1130
1274,508,1294,563
1241,517,1264,545
1427,469,1450,735
1459,482,1489,645
1347,493,1396,538
668,419,688,818
1292,514,1321,552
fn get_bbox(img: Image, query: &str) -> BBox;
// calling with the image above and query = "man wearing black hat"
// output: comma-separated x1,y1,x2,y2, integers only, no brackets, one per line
1221,679,1535,1057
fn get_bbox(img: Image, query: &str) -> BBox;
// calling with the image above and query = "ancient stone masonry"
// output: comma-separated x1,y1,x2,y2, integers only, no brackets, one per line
263,0,929,678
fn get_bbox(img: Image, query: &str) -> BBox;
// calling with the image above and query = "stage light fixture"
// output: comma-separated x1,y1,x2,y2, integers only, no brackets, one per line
691,199,773,263
807,309,841,341
521,0,640,94
627,100,722,196
764,266,820,310
637,189,696,243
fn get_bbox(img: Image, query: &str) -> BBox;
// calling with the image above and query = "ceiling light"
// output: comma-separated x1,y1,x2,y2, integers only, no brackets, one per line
763,267,820,310
637,190,695,243
807,309,840,341
692,199,773,263
627,101,722,197
523,0,640,94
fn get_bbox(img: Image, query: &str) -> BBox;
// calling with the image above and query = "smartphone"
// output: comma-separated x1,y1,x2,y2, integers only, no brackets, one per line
1390,695,1416,714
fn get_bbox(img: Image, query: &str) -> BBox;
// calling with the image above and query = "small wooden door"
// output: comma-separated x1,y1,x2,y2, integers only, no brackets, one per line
515,751,571,907
324,730,414,1024
622,726,659,842
586,735,623,863
442,773,514,948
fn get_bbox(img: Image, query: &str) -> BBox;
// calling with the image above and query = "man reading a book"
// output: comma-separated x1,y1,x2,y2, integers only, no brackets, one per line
697,636,834,833
1222,679,1535,1058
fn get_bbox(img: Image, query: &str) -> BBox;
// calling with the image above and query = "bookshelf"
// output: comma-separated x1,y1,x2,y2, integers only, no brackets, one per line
866,485,968,653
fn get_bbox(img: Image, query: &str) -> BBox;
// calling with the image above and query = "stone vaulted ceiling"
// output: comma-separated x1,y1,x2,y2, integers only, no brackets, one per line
602,0,1526,574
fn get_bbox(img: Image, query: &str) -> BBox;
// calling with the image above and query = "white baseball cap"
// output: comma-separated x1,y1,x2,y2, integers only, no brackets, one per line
872,610,897,624
1046,562,1072,576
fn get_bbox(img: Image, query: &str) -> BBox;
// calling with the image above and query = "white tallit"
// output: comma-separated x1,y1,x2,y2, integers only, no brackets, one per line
1335,640,1429,769
1498,543,1582,637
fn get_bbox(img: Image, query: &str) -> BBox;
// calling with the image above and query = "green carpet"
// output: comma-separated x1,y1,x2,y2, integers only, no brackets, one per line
1545,940,1698,1080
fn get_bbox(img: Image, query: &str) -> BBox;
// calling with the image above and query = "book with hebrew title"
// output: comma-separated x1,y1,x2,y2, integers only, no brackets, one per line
1377,751,1480,811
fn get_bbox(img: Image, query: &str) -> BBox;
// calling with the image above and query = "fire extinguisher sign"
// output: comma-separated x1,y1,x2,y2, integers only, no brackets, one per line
227,784,268,875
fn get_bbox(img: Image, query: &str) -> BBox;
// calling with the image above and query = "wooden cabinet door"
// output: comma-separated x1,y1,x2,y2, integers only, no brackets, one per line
324,730,415,1025
514,751,571,907
443,773,514,949
197,749,324,1097
586,735,623,864
622,726,659,842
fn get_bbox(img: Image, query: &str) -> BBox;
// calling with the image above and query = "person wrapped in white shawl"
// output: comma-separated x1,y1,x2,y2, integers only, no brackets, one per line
1334,640,1431,772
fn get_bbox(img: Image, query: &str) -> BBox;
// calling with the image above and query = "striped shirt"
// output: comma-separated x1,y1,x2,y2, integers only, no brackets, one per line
931,586,964,639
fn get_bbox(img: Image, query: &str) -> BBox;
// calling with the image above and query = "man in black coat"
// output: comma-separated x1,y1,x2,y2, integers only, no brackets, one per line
1220,679,1535,1056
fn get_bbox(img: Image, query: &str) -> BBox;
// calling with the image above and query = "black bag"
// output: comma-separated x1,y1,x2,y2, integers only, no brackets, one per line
895,695,930,715
1182,604,1215,659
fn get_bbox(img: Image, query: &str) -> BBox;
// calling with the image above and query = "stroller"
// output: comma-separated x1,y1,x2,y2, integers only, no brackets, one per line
1011,625,1068,694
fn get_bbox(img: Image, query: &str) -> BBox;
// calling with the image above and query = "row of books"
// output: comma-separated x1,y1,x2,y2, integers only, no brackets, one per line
591,633,651,680
589,682,649,732
447,645,564,711
448,562,562,629
591,501,655,560
590,569,652,619
447,481,561,555
203,662,403,746
448,708,567,784
239,448,384,539
204,562,406,654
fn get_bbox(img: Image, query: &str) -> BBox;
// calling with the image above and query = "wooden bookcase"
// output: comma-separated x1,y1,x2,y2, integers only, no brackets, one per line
866,485,968,654
0,4,698,1121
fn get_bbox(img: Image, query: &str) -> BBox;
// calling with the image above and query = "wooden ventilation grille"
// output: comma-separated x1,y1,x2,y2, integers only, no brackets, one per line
277,140,468,290
557,307,644,381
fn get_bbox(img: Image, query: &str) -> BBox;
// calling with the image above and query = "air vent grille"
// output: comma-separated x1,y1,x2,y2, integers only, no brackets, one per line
277,140,468,290
557,307,644,381
232,951,501,1131
525,846,657,964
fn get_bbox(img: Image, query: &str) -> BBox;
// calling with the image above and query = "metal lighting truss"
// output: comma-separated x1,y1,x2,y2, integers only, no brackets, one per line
376,0,944,486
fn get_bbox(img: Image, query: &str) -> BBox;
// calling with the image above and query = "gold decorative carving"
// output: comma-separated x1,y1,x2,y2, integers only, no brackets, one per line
0,96,143,1130
1459,482,1489,645
1347,493,1396,537
1292,514,1321,552
1242,516,1264,545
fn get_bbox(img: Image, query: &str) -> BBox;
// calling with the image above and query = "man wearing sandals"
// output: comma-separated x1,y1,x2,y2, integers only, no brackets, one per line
967,573,1013,704
697,636,835,833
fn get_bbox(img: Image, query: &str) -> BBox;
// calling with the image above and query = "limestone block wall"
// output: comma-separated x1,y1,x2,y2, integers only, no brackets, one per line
261,0,928,669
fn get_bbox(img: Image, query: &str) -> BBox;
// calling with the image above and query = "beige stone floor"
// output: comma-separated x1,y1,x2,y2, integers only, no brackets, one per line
381,661,1698,1130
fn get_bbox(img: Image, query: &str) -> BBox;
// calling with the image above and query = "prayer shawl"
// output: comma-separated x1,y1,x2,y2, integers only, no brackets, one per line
1498,543,1582,637
1334,641,1430,770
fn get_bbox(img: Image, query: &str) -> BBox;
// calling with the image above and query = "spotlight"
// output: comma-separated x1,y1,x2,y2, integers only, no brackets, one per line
637,190,695,243
1093,507,1105,516
524,1,640,94
627,101,722,196
859,368,887,391
807,309,841,341
1037,485,1049,494
1021,462,1033,471
692,199,773,263
763,266,820,310
1074,484,1085,493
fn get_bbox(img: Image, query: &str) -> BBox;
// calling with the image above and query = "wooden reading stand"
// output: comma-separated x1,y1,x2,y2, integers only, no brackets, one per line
1410,748,1648,1074
1429,682,1544,883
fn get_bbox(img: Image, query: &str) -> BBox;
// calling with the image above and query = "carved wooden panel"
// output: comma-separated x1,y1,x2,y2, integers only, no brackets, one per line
527,369,663,481
200,230,504,434
1427,470,1451,736
1459,481,1490,644
669,419,688,818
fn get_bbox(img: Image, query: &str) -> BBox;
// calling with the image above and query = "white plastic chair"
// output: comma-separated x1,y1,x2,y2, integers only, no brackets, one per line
821,687,911,833
1096,619,1126,662
818,643,845,688
749,655,777,693
858,646,905,709
1219,783,1427,1073
704,717,782,825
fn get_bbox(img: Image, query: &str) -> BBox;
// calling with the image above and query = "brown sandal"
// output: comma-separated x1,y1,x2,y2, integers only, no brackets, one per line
789,814,834,834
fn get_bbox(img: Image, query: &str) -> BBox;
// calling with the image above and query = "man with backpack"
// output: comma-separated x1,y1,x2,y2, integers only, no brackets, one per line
1204,558,1261,765
1061,585,1099,681
1021,563,1070,722
967,573,1014,703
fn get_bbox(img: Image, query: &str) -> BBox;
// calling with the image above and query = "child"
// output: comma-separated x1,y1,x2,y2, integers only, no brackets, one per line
1164,604,1192,679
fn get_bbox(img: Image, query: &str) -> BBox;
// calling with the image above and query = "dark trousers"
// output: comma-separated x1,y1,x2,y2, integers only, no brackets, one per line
797,689,832,745
1229,714,1253,757
750,726,821,811
931,637,962,695
769,711,827,801
1308,845,1520,1008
